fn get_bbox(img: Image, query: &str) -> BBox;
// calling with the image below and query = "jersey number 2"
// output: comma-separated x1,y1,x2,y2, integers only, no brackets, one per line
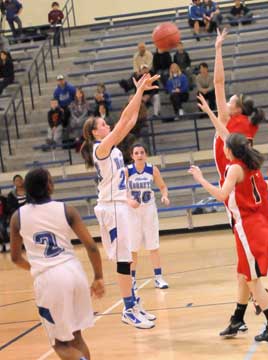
33,231,64,258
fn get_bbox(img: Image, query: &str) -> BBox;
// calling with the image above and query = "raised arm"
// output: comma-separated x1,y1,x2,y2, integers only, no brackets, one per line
97,74,159,159
153,166,170,206
197,93,229,141
214,28,229,124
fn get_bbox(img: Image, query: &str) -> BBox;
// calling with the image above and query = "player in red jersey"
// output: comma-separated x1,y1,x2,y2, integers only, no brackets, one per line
190,94,268,342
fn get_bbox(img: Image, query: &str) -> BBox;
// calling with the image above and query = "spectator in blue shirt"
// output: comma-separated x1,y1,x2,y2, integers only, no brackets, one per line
188,0,205,41
3,0,22,38
166,63,189,120
202,0,222,32
53,74,76,131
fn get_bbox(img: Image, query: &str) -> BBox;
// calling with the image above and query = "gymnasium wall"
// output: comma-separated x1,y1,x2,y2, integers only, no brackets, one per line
7,0,266,29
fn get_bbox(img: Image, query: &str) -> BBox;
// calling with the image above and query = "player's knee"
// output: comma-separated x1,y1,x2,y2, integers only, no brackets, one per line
117,262,131,275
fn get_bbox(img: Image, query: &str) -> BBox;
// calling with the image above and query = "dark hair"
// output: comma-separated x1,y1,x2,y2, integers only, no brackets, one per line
236,94,266,126
80,117,98,168
199,62,208,70
226,133,264,170
24,168,51,203
130,143,148,155
52,2,59,7
13,174,23,182
94,101,109,117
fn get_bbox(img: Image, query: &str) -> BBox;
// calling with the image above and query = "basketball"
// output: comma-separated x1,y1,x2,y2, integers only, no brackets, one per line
152,22,181,51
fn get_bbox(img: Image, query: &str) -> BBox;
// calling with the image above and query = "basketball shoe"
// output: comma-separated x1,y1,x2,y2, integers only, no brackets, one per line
155,276,169,289
136,297,156,321
255,325,268,342
219,316,248,338
122,305,155,329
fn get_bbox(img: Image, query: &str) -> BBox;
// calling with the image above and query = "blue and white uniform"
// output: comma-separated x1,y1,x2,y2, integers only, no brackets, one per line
93,142,132,262
127,163,159,251
19,200,94,346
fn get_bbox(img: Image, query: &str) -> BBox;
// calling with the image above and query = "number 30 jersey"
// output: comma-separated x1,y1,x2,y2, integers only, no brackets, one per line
127,163,155,206
19,201,75,278
93,142,127,202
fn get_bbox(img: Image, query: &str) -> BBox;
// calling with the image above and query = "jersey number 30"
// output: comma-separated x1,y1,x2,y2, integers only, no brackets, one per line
33,231,64,258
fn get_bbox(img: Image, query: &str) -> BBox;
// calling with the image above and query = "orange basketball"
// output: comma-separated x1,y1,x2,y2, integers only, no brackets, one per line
152,22,181,51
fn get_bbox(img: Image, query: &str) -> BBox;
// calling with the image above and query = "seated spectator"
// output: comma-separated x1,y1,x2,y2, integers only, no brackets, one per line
227,0,253,26
196,62,216,110
69,88,92,141
7,174,26,219
202,0,222,32
0,50,14,94
119,42,153,93
94,83,111,113
166,63,189,119
53,74,76,131
153,48,172,87
188,0,205,41
3,0,23,39
47,98,63,146
0,190,9,253
173,42,194,90
94,102,112,125
48,1,64,47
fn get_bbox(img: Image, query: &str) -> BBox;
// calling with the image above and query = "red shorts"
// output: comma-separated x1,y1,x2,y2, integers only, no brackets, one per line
234,215,268,281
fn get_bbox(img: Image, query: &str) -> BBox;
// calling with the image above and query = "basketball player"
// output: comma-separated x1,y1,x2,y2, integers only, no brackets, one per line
189,95,268,342
10,167,105,360
212,28,265,337
126,144,170,290
81,73,159,329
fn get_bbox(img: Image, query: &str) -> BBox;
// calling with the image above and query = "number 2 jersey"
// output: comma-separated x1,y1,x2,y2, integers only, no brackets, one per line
19,201,75,278
93,142,127,202
127,163,155,206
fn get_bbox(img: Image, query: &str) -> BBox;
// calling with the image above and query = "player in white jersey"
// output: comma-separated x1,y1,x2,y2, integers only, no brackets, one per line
81,73,159,329
10,168,104,360
126,144,170,290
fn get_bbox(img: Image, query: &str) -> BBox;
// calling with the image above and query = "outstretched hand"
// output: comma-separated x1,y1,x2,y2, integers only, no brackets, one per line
133,73,160,92
197,93,211,114
188,165,204,183
215,28,228,49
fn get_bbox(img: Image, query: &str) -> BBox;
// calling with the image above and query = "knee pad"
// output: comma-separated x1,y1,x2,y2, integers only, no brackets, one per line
117,262,131,275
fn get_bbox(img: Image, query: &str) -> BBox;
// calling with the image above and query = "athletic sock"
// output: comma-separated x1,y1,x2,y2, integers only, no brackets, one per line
123,296,135,310
233,303,248,322
131,288,137,303
80,357,88,360
154,268,162,277
262,308,268,322
131,270,136,278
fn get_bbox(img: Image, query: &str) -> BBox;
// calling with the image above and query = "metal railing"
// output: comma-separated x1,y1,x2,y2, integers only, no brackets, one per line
62,0,76,37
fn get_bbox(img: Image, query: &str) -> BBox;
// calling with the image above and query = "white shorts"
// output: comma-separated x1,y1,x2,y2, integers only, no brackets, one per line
33,259,94,346
129,204,159,252
94,202,132,262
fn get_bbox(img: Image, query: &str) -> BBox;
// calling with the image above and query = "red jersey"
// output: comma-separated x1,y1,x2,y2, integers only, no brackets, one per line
214,114,258,184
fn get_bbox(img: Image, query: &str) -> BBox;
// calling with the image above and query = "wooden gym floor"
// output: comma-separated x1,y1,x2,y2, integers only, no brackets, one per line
1,229,268,360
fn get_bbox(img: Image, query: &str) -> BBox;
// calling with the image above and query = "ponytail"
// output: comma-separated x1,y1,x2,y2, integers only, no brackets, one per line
226,133,264,170
80,116,97,168
238,94,266,126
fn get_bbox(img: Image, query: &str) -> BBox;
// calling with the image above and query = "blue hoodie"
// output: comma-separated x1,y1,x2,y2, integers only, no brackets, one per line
53,82,76,108
188,3,205,20
166,74,189,94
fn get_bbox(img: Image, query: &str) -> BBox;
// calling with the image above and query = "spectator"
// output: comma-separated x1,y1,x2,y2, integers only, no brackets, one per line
202,0,222,32
166,63,189,119
0,190,9,252
188,0,205,41
152,48,172,87
94,83,111,112
48,1,64,47
119,42,153,93
69,88,91,141
47,98,63,146
196,62,216,110
227,0,253,26
3,0,22,38
7,174,26,219
94,102,113,124
0,50,14,94
53,74,76,130
173,42,194,90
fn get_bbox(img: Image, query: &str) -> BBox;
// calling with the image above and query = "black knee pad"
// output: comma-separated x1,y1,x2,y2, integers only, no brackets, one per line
117,262,131,275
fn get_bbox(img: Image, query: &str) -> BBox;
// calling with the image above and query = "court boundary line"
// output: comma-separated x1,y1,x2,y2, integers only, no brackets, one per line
0,323,41,351
243,325,266,360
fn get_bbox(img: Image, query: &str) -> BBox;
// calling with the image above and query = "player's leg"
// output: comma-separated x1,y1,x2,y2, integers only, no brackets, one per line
53,339,85,360
70,331,90,359
150,249,169,289
131,251,138,291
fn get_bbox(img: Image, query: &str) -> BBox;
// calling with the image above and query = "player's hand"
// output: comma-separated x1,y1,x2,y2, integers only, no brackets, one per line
133,73,160,92
90,279,105,299
215,28,228,49
188,165,203,183
197,93,211,114
161,196,170,206
127,198,140,208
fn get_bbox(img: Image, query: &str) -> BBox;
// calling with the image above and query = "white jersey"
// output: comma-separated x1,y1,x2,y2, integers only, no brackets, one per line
93,142,127,202
127,163,155,206
19,201,75,278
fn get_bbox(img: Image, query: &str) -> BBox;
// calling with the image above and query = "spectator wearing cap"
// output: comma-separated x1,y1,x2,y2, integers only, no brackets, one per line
48,1,64,47
53,74,76,132
3,0,23,38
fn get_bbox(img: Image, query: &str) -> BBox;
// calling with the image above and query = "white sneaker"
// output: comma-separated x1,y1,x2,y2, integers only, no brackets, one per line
136,297,156,321
122,305,155,329
5,243,10,252
155,276,169,289
179,108,184,116
132,277,138,291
